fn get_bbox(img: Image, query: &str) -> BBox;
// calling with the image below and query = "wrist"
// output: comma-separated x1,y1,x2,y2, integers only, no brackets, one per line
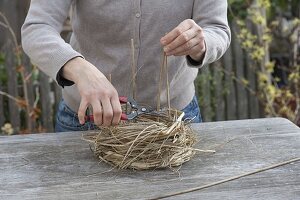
63,57,84,83
189,53,203,62
189,39,207,62
189,48,206,63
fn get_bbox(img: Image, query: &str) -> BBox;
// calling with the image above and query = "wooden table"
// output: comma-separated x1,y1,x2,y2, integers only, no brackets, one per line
1,118,299,200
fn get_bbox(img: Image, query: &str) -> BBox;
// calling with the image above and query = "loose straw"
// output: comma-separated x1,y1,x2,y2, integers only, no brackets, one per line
83,39,200,171
108,74,112,83
131,39,136,99
157,51,165,111
164,53,171,116
149,157,300,200
157,51,171,117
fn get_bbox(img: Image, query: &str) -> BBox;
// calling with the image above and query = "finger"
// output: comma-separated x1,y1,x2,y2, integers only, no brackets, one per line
91,100,103,126
111,96,122,126
164,27,198,54
168,36,199,56
101,97,113,126
160,19,194,45
78,99,89,124
174,49,197,56
173,43,206,57
173,42,205,57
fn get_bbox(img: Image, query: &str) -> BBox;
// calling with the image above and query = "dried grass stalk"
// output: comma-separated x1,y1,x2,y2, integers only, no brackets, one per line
83,110,214,170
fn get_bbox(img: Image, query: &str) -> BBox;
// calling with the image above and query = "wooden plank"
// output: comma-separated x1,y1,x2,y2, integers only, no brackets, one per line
53,81,62,121
0,1,19,41
16,1,30,40
0,85,4,126
0,0,21,131
245,21,260,119
165,163,300,200
0,118,299,199
39,71,54,132
23,55,36,132
212,61,225,121
0,0,30,43
196,65,214,122
223,44,237,120
17,1,36,132
232,23,248,119
4,41,20,131
0,0,31,132
201,66,212,122
245,55,261,119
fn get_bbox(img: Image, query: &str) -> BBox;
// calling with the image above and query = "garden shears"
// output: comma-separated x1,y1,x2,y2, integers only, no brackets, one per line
84,96,154,122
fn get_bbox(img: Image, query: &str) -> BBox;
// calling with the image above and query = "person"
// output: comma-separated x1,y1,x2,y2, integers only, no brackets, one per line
21,0,231,132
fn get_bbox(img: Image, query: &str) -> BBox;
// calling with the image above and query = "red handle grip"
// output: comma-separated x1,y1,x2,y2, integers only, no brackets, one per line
119,96,128,103
85,114,128,122
84,115,94,122
121,113,128,120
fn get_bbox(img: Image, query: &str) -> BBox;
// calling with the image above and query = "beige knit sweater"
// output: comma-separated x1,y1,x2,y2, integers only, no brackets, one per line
22,0,230,112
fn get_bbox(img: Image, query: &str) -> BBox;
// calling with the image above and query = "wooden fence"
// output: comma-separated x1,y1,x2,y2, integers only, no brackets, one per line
0,2,262,134
196,23,262,122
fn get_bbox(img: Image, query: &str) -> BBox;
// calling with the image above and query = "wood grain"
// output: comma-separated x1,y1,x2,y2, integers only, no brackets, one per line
0,118,299,200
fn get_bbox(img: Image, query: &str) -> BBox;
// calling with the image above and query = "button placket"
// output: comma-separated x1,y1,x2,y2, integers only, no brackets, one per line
131,0,142,98
133,0,141,50
135,13,141,18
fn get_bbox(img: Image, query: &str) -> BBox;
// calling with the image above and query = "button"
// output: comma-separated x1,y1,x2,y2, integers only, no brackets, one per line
135,13,141,18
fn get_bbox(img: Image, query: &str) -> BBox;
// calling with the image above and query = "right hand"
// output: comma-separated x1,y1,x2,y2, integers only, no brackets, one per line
62,57,122,126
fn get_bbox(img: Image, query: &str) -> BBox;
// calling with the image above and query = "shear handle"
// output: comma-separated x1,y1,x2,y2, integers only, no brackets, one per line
85,113,129,122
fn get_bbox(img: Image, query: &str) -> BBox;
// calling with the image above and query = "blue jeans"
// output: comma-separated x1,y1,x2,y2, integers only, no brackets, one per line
55,96,202,132
181,95,202,123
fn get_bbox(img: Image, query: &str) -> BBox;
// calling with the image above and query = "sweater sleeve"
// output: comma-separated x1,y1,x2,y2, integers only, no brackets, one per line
21,0,82,82
187,0,231,68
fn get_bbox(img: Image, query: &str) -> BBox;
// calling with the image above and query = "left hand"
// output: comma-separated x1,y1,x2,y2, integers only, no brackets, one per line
160,19,206,62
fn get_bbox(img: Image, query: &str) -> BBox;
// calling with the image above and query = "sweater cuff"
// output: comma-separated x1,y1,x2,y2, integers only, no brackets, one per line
186,39,209,68
186,55,203,66
56,66,74,88
55,55,84,88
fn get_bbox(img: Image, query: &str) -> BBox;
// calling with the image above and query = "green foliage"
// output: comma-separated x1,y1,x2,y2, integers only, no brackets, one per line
228,0,250,20
196,0,300,125
0,12,43,134
229,0,299,19
230,0,300,124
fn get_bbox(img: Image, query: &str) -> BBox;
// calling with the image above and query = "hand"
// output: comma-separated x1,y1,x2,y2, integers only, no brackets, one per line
160,19,206,62
62,57,122,126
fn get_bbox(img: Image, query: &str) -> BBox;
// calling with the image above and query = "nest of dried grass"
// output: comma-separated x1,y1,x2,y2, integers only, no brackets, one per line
83,109,213,170
82,42,215,170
